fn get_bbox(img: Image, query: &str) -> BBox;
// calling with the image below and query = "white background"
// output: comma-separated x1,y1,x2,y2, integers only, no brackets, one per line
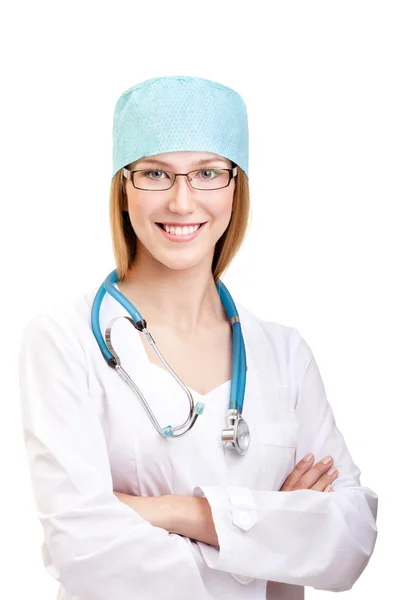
1,1,398,598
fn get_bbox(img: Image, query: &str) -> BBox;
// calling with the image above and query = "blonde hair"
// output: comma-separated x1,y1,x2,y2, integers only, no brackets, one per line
109,165,250,282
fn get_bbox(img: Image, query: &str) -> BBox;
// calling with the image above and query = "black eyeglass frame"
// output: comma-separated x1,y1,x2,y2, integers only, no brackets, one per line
122,165,238,191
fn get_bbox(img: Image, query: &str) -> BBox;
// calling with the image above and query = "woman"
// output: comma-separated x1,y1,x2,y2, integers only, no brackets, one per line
19,76,378,600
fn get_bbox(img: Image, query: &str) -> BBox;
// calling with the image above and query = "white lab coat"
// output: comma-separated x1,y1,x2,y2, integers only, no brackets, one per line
18,286,378,600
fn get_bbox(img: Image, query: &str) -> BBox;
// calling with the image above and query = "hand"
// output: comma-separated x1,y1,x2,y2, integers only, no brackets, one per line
280,454,338,492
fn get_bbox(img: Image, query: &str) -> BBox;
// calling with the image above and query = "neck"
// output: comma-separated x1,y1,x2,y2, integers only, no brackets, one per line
118,254,228,335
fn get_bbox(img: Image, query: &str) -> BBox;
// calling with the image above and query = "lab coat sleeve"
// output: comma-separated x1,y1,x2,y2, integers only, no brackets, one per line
193,327,378,592
19,312,208,600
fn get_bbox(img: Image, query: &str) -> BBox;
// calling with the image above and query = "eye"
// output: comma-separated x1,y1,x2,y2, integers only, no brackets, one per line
145,170,169,179
197,169,223,179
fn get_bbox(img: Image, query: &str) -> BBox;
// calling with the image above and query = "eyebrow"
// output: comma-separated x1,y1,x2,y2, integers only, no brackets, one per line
134,157,230,169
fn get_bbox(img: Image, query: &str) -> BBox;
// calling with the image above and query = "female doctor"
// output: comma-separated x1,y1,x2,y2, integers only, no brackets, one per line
18,76,378,600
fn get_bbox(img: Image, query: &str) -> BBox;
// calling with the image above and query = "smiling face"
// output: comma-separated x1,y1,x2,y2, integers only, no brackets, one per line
123,151,236,273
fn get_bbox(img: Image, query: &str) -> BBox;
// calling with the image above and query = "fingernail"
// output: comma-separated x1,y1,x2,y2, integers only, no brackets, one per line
322,456,333,464
327,467,337,477
324,484,333,492
303,453,313,461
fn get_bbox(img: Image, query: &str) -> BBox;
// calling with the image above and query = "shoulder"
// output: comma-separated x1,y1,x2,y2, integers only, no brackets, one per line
19,286,98,352
237,302,314,378
237,301,295,347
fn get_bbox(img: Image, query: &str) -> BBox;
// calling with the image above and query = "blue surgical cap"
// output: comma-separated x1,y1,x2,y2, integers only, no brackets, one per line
112,75,249,178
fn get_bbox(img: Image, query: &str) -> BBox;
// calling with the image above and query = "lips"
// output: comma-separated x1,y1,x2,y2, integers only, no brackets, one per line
156,222,206,229
155,221,207,242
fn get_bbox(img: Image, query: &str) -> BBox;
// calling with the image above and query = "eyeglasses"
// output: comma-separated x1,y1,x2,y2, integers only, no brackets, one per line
122,165,238,191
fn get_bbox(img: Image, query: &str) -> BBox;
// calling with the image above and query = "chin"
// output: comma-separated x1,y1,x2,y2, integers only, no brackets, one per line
159,257,204,272
153,249,211,272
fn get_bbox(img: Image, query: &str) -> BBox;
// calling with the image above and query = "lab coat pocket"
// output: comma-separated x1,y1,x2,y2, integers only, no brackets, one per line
256,420,299,447
255,420,300,490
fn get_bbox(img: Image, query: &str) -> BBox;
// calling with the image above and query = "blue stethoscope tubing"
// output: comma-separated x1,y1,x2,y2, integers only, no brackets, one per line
91,269,247,439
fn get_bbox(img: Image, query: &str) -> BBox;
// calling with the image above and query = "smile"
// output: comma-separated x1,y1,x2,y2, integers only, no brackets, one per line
155,222,207,242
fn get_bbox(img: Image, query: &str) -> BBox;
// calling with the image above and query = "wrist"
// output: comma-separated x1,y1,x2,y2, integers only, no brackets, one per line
169,496,219,547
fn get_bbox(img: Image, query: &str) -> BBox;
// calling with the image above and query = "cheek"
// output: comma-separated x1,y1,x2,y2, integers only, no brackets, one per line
210,185,234,213
213,191,234,225
126,195,157,229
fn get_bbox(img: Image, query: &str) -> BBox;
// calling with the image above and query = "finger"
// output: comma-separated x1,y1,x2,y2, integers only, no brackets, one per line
310,467,339,492
291,456,334,491
323,484,333,492
280,453,315,491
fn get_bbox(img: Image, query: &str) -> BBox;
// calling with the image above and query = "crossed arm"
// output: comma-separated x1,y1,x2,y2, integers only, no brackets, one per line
113,450,339,548
113,492,220,547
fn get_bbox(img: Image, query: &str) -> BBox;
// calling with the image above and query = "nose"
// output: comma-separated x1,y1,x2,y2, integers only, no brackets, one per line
167,174,197,214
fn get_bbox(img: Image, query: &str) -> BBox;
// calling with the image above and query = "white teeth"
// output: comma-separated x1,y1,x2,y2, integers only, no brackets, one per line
163,224,201,235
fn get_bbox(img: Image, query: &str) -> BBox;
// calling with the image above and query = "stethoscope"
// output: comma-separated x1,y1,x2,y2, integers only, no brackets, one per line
91,269,250,455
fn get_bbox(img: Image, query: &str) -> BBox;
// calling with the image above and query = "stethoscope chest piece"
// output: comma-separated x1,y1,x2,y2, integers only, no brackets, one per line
221,409,251,455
